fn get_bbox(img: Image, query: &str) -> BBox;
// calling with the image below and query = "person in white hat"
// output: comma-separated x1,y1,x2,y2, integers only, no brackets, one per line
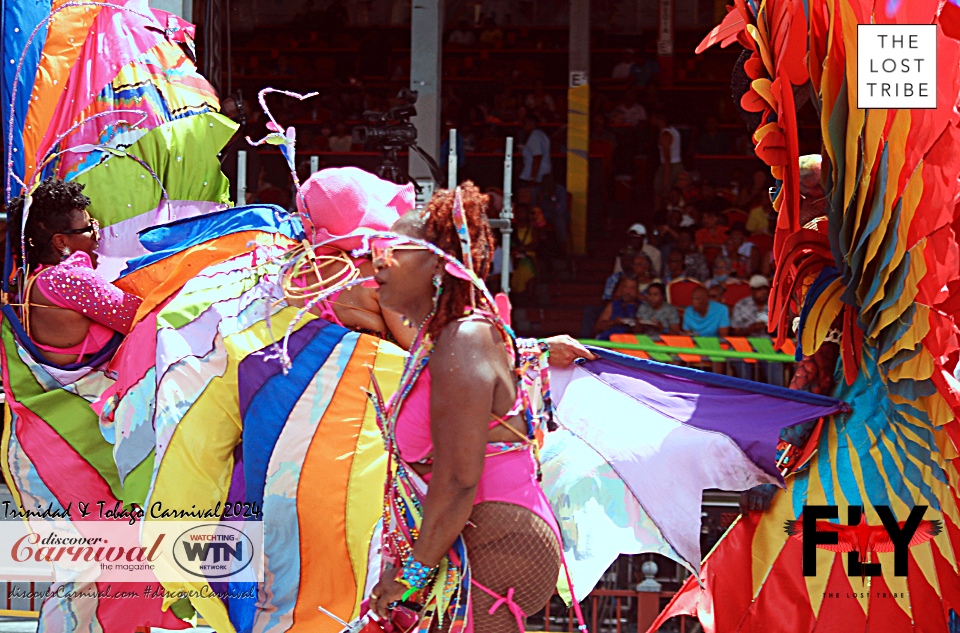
612,223,661,276
731,275,770,336
730,274,784,386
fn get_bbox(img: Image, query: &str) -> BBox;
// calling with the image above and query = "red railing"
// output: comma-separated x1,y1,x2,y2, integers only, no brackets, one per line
538,588,689,633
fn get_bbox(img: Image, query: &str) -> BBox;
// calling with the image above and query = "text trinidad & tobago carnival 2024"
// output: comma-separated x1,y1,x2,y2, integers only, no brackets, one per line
2,500,263,524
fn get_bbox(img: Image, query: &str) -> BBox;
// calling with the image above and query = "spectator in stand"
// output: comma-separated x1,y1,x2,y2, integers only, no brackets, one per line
731,275,770,336
611,50,635,79
653,208,682,258
314,123,332,151
633,253,659,295
706,279,727,305
591,113,619,152
511,199,541,302
721,222,760,278
628,50,660,88
674,171,701,205
672,228,710,281
649,110,685,210
534,173,569,253
746,195,773,235
707,256,733,287
667,185,687,210
448,19,476,47
525,80,556,121
328,122,353,152
634,282,680,335
595,277,642,341
613,224,661,276
611,89,647,127
519,114,551,186
679,204,699,229
634,224,662,275
738,169,770,208
478,17,504,48
441,87,464,123
682,286,730,337
602,251,633,301
695,208,728,267
662,249,686,283
492,86,521,123
730,275,783,385
695,116,730,155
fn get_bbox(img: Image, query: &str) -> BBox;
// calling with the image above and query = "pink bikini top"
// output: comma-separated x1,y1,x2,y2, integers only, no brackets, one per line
392,365,561,543
393,366,527,465
27,251,142,361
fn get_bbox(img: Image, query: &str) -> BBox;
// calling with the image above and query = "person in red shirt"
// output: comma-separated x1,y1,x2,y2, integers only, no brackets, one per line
695,209,728,267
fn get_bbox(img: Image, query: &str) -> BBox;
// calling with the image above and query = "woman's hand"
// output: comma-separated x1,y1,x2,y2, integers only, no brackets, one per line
544,335,597,368
368,573,407,619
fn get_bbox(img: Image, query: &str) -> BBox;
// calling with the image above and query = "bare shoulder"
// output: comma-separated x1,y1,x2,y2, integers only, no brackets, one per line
432,317,504,370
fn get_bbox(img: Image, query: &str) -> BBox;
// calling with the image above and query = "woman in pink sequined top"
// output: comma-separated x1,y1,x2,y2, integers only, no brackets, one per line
7,178,142,365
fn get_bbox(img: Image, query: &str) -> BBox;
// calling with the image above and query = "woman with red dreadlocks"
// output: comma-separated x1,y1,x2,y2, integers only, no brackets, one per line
366,182,593,633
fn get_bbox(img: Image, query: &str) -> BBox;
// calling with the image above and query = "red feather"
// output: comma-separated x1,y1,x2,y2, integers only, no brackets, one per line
695,6,747,54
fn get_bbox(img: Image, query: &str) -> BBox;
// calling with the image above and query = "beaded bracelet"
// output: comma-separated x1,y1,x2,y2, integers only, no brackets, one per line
394,554,436,599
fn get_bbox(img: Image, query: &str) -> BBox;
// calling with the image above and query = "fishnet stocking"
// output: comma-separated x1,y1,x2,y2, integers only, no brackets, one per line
460,502,561,633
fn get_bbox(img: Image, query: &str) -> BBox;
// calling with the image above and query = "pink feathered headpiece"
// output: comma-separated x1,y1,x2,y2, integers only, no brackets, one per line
296,167,416,250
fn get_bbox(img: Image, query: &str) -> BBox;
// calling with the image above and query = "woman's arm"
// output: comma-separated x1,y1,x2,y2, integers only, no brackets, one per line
36,259,142,333
370,320,499,616
412,319,497,565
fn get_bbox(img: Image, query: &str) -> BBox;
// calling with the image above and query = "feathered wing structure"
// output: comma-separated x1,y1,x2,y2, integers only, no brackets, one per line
652,0,960,629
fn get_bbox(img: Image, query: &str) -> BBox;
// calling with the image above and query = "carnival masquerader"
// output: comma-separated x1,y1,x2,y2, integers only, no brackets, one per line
366,182,578,633
7,177,142,365
286,167,418,346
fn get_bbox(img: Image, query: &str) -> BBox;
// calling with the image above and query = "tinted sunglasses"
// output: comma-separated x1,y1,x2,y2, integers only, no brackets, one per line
370,237,429,266
60,218,100,237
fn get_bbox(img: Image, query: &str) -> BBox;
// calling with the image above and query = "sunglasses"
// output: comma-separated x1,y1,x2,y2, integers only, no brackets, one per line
370,237,429,266
61,218,100,237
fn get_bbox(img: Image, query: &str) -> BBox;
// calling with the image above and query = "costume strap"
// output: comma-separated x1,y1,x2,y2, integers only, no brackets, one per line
451,186,476,309
560,549,589,633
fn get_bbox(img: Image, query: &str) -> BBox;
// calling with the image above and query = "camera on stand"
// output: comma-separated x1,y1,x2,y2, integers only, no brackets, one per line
351,89,443,188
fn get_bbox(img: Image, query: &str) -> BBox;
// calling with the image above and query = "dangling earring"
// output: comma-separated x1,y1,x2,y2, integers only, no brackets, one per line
61,246,72,260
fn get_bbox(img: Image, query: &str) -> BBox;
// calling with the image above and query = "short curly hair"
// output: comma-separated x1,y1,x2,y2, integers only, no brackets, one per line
7,178,90,267
420,181,495,338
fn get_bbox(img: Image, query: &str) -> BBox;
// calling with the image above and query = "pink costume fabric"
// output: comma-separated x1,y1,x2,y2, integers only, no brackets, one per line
30,251,142,359
295,167,416,250
392,366,563,632
392,366,561,538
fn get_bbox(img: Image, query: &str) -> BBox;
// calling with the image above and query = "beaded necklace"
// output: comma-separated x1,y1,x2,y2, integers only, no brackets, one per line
361,231,555,633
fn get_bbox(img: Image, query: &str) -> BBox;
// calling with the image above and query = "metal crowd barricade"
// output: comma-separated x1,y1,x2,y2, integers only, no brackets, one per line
581,334,798,385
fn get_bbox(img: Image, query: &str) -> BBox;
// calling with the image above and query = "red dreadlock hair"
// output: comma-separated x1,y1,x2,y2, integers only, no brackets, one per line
420,181,495,339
